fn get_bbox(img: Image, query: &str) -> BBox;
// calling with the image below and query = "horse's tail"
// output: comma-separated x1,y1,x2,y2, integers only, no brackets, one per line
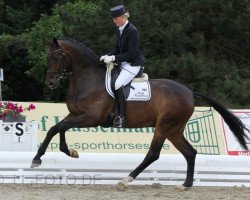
194,92,250,150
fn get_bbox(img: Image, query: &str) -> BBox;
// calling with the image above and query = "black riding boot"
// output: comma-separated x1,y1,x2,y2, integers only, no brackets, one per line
113,86,126,128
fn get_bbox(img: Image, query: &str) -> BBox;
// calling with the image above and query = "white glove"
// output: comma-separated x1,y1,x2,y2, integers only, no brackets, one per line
103,55,115,64
100,55,106,62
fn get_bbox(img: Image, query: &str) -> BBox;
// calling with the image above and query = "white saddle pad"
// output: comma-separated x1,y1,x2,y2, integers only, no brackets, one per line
105,63,151,101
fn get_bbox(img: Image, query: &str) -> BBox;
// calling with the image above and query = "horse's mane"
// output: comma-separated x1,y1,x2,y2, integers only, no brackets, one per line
60,38,99,61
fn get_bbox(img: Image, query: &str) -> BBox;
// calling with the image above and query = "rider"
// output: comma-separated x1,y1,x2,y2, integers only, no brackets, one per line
100,5,145,128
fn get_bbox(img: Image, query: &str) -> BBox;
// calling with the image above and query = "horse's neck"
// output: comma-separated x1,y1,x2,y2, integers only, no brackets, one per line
66,65,106,114
68,64,106,96
63,41,107,105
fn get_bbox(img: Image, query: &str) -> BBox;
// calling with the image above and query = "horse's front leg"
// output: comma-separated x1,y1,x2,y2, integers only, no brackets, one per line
59,130,79,158
31,113,96,168
31,119,68,168
58,112,98,158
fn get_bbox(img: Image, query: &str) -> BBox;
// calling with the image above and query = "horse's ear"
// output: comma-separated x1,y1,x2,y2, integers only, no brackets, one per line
53,37,59,47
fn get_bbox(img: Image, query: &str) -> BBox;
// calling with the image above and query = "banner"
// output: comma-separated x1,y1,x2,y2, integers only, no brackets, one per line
222,110,250,155
10,102,227,155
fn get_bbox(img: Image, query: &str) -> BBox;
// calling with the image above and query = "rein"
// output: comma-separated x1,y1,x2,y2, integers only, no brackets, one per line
47,46,143,82
47,48,102,80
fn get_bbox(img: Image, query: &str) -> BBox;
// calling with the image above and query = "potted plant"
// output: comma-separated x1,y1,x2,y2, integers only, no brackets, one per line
0,102,36,122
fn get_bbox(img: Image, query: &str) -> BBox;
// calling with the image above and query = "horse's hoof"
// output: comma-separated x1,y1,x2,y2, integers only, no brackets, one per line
69,148,79,158
175,184,190,191
30,159,42,168
115,181,127,191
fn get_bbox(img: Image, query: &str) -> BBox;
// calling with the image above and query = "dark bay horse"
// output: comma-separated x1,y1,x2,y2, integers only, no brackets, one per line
31,38,249,190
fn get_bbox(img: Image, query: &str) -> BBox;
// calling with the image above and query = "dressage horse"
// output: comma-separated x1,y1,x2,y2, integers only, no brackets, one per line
31,38,249,190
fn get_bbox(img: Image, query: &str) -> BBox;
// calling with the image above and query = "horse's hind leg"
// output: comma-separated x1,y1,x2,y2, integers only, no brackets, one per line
168,132,197,190
116,132,165,190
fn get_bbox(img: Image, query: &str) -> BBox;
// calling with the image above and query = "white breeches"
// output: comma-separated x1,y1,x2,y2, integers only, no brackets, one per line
115,62,141,90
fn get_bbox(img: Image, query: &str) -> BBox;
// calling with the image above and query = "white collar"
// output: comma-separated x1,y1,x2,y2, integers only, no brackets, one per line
119,21,129,32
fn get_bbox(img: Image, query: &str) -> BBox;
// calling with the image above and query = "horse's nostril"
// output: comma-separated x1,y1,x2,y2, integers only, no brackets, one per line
46,80,59,89
46,81,55,88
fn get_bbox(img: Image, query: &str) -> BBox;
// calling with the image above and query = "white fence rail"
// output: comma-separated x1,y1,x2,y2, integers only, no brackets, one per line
0,152,249,187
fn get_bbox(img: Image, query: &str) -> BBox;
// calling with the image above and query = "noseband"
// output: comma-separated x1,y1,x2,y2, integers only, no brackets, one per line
47,48,72,80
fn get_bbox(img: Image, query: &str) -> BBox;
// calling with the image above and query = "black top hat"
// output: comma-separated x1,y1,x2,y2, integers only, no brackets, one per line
110,5,126,18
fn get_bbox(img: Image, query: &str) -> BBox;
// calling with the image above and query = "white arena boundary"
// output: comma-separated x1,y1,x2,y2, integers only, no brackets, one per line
0,152,249,187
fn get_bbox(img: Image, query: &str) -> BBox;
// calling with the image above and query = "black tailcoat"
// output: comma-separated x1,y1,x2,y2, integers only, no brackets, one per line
108,22,145,66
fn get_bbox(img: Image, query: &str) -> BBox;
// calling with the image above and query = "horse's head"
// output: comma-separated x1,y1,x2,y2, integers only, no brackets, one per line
45,38,71,89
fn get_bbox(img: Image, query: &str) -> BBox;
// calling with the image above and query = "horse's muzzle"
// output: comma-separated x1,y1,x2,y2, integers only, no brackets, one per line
46,79,60,89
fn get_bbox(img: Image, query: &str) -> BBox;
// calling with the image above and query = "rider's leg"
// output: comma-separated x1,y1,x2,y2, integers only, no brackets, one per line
114,62,141,128
113,86,126,127
115,62,141,90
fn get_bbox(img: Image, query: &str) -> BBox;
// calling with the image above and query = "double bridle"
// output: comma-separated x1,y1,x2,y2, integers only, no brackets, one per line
47,48,72,80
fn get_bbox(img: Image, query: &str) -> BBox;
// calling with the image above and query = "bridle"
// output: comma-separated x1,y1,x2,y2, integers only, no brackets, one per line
47,48,72,80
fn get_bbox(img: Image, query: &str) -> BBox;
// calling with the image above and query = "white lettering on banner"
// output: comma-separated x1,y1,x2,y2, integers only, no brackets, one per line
222,110,250,155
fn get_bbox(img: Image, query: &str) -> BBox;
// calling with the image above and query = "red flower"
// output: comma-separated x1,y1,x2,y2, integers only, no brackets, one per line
28,104,36,111
0,102,36,119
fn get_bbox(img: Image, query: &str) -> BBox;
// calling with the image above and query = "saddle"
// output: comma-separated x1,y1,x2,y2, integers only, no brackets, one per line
102,63,151,127
105,63,151,101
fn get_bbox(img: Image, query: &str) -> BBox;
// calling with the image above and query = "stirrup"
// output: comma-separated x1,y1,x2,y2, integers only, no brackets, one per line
113,115,125,128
